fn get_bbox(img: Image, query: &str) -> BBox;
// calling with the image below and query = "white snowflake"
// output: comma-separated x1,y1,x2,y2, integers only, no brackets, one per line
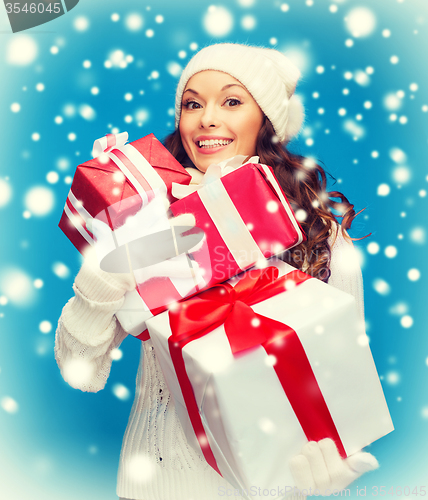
125,13,144,31
203,6,233,36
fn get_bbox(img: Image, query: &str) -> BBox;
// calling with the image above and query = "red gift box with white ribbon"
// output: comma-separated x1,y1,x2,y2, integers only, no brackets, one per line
170,159,305,280
58,132,191,254
146,257,394,493
59,131,205,337
117,157,306,339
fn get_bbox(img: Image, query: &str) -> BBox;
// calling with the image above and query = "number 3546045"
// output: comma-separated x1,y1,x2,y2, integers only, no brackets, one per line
5,3,61,14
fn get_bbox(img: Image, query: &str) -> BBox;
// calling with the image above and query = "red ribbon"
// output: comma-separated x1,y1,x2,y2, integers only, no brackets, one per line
168,267,346,476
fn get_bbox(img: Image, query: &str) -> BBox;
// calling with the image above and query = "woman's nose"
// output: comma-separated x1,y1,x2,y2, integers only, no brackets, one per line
199,105,220,128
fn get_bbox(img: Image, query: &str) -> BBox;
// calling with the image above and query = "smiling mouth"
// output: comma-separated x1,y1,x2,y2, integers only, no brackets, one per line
197,139,233,149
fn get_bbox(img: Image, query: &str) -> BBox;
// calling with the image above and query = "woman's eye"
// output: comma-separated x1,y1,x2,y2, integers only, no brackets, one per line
225,98,241,107
183,101,202,110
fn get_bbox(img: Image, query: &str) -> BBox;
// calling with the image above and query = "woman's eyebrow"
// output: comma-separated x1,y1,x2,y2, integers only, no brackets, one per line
221,83,246,91
183,88,198,96
183,83,246,96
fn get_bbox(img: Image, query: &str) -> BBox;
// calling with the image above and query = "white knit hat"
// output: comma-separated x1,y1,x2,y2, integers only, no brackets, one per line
175,43,304,143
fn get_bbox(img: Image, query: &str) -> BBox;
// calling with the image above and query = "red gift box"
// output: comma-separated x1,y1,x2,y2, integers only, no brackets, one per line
167,161,306,297
58,132,191,254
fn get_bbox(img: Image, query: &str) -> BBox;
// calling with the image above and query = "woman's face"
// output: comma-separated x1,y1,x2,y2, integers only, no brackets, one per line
179,70,265,173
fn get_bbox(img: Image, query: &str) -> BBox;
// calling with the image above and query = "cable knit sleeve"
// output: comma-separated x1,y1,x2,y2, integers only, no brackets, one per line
327,223,365,321
54,258,134,393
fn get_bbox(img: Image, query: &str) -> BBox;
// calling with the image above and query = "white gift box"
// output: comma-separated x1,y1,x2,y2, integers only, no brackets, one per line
146,258,394,497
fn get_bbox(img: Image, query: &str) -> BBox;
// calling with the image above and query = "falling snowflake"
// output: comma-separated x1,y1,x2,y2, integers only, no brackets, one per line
24,186,55,216
385,371,400,385
389,302,409,316
389,147,407,163
392,166,411,184
203,6,234,37
39,321,52,334
383,93,403,111
407,269,420,281
409,227,425,244
400,315,413,328
125,454,156,483
384,246,397,258
258,417,277,434
0,179,12,207
62,358,96,388
110,348,123,361
1,397,19,414
373,278,390,295
52,262,71,279
112,383,131,400
354,70,370,86
126,13,144,31
377,184,390,196
0,268,35,306
79,104,96,121
345,7,377,38
74,17,90,32
264,355,277,367
6,35,38,65
241,15,256,30
343,119,365,139
166,61,182,77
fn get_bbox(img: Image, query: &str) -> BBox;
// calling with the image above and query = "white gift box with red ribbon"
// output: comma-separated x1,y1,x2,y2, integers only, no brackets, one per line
146,257,394,496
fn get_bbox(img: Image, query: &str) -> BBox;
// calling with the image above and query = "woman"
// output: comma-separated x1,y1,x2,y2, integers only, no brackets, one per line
55,43,378,500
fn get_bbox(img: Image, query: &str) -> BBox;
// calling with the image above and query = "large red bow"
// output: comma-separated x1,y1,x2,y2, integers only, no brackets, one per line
170,266,312,353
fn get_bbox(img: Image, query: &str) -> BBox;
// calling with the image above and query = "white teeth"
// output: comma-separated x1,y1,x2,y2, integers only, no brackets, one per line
197,139,233,148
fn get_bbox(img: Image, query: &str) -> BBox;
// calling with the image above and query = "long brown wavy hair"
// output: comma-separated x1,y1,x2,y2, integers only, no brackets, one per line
164,118,360,282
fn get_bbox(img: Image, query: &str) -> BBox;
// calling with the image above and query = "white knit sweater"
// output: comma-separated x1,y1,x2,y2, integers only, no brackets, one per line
55,225,364,500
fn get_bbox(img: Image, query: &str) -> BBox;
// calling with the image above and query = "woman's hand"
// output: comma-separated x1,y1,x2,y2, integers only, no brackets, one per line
86,194,200,277
289,438,379,495
75,246,136,303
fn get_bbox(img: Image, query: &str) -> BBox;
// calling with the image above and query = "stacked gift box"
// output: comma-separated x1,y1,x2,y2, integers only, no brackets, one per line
59,132,393,495
60,132,306,337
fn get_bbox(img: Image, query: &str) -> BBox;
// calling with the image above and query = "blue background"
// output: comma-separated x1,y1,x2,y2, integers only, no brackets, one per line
0,0,427,498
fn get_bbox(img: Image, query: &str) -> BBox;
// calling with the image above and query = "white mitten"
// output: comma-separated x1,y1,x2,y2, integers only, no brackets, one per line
75,246,136,303
135,255,200,283
86,194,199,277
289,438,379,495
